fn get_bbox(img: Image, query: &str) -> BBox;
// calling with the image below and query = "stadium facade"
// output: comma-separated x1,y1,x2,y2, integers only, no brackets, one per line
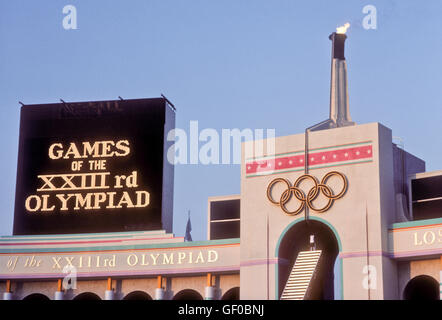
0,30,441,301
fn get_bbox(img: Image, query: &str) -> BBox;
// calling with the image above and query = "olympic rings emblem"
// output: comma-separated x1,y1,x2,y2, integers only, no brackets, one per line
266,171,348,215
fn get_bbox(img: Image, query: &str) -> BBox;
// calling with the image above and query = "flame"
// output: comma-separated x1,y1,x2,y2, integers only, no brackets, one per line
336,22,350,34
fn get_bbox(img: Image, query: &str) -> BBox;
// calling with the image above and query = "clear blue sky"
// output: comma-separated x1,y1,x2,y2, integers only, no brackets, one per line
1,1,441,240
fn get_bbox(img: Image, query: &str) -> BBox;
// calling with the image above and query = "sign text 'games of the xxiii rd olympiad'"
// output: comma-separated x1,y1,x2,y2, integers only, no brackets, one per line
13,98,175,235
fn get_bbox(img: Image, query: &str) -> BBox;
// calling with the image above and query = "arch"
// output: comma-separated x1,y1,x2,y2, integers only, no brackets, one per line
221,287,240,300
275,216,343,253
403,275,439,300
22,293,50,301
275,216,342,300
172,289,203,300
73,292,102,300
123,290,153,300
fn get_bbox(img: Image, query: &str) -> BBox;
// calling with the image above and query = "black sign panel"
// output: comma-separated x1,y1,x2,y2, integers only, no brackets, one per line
13,98,175,235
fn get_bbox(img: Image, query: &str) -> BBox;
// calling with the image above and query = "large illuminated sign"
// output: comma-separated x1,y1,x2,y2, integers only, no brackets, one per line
13,98,175,235
24,139,150,213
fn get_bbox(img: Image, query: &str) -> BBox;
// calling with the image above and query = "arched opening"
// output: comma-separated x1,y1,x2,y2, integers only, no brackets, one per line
403,275,439,300
277,219,339,300
221,287,240,300
73,292,102,300
123,291,153,300
172,289,203,300
22,293,50,301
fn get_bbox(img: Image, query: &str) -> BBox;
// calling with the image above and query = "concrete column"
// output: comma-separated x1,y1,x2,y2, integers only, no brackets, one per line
54,279,64,300
3,292,12,300
205,286,216,300
155,275,165,300
440,267,442,300
3,280,12,300
105,277,114,300
155,288,165,300
104,290,114,300
54,291,64,300
205,273,216,300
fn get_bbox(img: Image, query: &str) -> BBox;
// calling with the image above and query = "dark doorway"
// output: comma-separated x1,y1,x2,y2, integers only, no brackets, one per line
173,289,203,300
403,275,439,300
123,291,153,300
73,292,102,300
22,293,50,301
221,287,240,300
277,219,339,300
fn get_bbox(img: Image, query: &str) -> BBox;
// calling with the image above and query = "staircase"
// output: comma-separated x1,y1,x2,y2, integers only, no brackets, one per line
280,250,322,300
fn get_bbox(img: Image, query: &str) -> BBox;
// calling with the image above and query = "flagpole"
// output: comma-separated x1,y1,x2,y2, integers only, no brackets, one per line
185,210,192,242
